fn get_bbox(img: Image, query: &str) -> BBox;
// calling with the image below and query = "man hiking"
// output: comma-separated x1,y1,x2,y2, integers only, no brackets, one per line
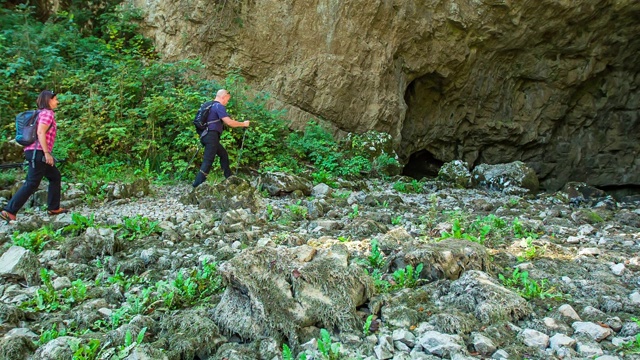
192,89,250,188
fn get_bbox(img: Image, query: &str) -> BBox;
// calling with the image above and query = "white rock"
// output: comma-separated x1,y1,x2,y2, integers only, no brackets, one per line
577,224,596,236
519,328,549,349
491,349,510,359
52,276,72,291
572,322,613,342
558,304,581,321
610,263,625,276
629,291,640,305
417,331,464,357
576,341,603,357
578,247,601,256
549,333,576,350
471,332,496,356
566,235,584,244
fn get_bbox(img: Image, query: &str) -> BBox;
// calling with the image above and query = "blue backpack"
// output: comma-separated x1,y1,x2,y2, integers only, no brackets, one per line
15,110,40,146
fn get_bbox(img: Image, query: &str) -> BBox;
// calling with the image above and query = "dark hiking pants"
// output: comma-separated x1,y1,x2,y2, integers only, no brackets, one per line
4,150,62,214
192,130,231,187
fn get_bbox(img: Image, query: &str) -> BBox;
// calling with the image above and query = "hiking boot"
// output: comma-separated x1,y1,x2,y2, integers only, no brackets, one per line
0,210,16,222
48,208,69,216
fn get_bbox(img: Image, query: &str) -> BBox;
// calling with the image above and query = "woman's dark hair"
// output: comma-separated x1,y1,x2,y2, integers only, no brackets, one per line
36,90,56,110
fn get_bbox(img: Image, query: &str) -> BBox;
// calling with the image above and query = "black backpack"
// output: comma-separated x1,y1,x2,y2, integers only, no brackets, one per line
193,101,222,136
15,110,41,146
193,101,214,135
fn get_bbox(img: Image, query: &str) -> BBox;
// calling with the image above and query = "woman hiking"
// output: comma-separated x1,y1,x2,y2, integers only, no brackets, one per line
1,90,68,222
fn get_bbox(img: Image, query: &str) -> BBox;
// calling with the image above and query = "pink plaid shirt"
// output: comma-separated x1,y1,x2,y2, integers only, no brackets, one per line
24,109,56,152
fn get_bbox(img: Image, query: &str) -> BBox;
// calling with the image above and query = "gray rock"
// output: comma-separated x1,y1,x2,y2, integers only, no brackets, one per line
557,304,581,321
629,291,640,305
439,270,532,323
0,246,39,284
33,336,80,360
610,263,625,276
6,328,37,340
212,245,373,342
260,172,313,196
311,183,332,198
576,340,604,357
417,331,465,357
471,161,539,193
438,160,471,188
471,332,496,356
572,322,613,342
519,328,549,350
392,329,416,348
549,333,576,350
374,335,394,359
52,276,71,290
491,349,510,359
594,356,621,360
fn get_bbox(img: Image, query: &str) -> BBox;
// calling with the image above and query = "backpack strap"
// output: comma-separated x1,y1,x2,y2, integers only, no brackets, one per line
199,103,222,138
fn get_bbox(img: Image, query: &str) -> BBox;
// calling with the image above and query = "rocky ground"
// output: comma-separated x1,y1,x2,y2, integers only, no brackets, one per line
0,164,639,360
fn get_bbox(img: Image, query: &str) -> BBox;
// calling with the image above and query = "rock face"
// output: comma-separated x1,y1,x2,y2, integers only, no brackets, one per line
130,0,640,190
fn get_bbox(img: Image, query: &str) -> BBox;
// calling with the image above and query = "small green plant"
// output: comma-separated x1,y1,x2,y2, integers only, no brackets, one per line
38,323,67,345
117,215,161,241
587,211,604,223
348,204,359,219
393,182,407,193
318,328,341,360
392,263,423,289
366,268,391,293
70,338,100,360
363,314,375,336
621,333,640,354
287,201,308,221
11,226,62,253
367,240,385,269
116,327,147,358
517,237,545,262
266,204,276,221
62,213,96,236
282,344,293,360
391,215,402,226
499,268,562,300
337,236,351,243
332,191,350,199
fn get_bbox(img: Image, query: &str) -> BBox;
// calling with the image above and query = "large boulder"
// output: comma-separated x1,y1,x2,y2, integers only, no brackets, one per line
181,176,263,212
438,160,472,188
211,244,373,345
61,227,116,262
388,239,491,281
436,270,532,324
471,161,539,194
259,172,313,196
0,246,40,285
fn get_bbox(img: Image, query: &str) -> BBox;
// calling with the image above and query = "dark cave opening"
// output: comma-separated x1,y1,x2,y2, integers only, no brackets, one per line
597,184,640,202
401,149,444,180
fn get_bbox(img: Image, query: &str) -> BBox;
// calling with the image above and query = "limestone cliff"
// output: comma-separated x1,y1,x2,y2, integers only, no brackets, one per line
130,0,640,190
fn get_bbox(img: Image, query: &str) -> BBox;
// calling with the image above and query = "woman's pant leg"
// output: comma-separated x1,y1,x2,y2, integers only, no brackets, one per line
45,165,62,211
3,151,45,214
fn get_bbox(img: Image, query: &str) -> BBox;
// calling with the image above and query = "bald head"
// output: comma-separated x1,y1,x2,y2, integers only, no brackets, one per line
215,89,231,105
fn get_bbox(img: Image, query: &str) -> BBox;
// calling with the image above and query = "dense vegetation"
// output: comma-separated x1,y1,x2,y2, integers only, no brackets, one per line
0,1,399,185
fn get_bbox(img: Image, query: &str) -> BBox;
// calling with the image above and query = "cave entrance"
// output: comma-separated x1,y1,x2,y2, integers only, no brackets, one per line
402,149,444,180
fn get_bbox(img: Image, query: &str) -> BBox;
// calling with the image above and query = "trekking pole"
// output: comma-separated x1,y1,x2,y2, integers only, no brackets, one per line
178,146,201,181
235,128,248,175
